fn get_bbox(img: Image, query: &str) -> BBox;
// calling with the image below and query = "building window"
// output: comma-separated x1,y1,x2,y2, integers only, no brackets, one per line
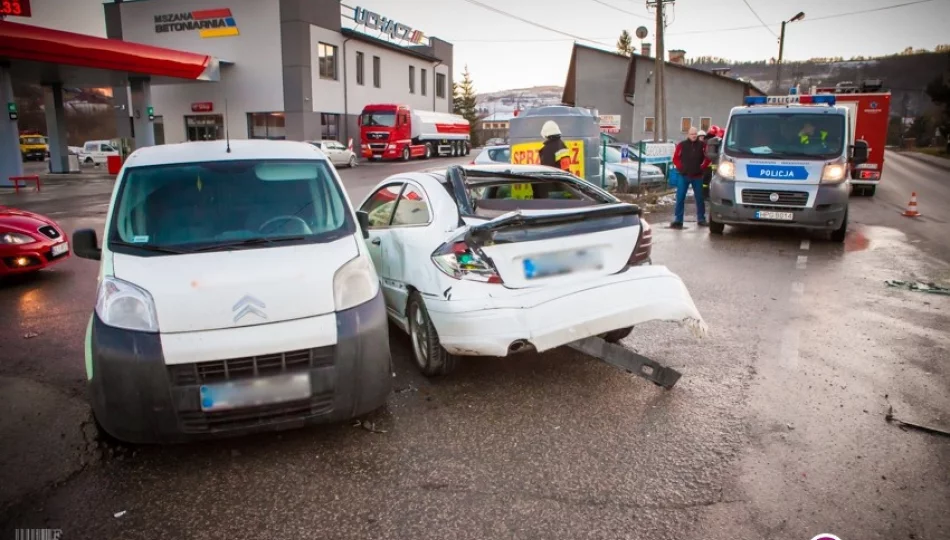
436,73,446,98
321,113,340,140
681,117,692,133
318,42,338,80
247,113,286,139
700,117,712,131
356,51,365,86
373,56,381,88
409,66,415,94
644,117,655,133
421,68,427,96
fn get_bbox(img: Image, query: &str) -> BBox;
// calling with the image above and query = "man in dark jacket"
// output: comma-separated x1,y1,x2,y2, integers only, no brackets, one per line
671,127,709,229
539,120,572,172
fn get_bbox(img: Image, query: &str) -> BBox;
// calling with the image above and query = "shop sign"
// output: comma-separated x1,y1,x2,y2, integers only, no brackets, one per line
638,141,676,164
191,102,214,113
352,6,424,44
154,8,239,38
510,139,586,179
599,114,621,134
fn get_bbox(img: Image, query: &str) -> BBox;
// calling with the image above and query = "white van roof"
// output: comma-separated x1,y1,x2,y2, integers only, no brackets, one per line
122,140,329,168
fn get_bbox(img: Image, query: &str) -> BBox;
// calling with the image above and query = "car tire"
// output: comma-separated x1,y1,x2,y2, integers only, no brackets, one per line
348,155,357,168
401,147,410,162
614,173,629,192
601,327,633,343
709,216,725,235
407,292,459,377
84,157,93,164
830,209,848,243
424,143,433,159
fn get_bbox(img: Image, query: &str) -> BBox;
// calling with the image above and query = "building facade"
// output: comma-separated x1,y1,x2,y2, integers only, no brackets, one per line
562,44,764,143
105,0,454,145
477,112,516,143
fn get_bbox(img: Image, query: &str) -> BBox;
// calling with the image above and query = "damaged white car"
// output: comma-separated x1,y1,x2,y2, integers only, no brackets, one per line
355,163,706,376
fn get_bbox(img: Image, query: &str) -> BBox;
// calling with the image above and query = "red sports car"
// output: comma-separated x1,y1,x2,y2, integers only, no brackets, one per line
0,205,71,276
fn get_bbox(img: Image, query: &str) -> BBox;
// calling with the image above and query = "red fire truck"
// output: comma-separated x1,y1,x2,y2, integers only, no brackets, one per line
359,104,470,161
814,80,891,197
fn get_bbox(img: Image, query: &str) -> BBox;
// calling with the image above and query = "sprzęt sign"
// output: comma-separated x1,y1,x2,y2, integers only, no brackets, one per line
154,8,239,38
353,6,424,44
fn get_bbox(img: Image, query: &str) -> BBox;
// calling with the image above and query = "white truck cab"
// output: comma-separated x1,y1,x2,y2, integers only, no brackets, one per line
706,93,869,242
71,140,391,443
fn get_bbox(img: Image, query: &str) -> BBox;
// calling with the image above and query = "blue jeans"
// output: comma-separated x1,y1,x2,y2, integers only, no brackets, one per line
674,175,706,223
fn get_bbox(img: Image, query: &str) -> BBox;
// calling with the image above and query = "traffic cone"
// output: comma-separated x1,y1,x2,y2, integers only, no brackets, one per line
347,138,353,152
902,192,921,217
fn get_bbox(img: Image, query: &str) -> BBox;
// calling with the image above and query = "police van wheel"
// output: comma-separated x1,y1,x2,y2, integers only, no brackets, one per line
830,211,848,243
863,185,876,197
708,216,725,235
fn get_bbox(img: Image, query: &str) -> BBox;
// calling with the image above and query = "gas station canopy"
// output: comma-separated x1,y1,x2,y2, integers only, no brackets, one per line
0,20,222,86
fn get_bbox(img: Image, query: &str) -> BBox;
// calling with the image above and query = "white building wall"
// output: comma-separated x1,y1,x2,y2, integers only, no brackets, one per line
119,0,283,143
310,26,450,117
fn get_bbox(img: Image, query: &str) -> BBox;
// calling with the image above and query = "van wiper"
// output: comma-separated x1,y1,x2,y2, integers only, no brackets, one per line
110,240,192,254
191,236,306,253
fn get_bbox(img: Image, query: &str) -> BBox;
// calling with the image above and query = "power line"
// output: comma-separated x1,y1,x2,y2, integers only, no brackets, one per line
738,0,778,38
588,0,653,21
457,0,605,46
804,0,934,22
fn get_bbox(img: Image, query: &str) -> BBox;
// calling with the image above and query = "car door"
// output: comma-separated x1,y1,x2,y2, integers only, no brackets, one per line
384,182,434,316
323,141,342,165
358,182,405,313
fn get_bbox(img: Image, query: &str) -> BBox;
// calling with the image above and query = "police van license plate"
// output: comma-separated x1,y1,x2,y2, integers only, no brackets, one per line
200,373,311,412
755,210,794,221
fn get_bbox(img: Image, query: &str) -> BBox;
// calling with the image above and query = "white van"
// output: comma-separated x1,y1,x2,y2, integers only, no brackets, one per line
72,140,392,443
79,139,121,165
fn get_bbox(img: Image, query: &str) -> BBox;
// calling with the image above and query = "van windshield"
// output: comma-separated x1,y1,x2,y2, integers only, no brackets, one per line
22,137,45,145
107,160,354,256
724,113,845,159
361,112,396,127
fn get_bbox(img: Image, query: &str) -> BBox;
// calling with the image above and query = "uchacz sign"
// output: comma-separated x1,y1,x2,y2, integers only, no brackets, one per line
352,6,424,44
154,8,239,38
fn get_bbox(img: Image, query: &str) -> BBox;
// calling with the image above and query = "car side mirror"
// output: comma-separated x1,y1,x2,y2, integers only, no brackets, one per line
850,140,869,165
356,210,371,239
73,228,101,260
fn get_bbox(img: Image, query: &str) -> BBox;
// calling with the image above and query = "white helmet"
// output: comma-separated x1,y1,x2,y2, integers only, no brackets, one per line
540,120,561,138
697,130,707,137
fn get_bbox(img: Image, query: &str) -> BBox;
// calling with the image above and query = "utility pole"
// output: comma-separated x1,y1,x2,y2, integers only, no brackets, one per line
774,12,805,93
647,0,674,142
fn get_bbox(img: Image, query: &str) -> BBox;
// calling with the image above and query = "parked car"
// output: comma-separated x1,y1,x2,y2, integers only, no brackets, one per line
355,163,705,376
603,145,667,191
1,206,71,276
306,139,358,168
79,140,120,165
70,140,391,443
471,145,511,165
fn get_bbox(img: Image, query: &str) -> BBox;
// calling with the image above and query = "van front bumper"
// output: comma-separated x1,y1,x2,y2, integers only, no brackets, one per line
87,291,391,444
709,178,849,230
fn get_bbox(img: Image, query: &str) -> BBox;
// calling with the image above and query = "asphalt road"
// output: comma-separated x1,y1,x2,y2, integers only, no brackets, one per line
1,152,948,540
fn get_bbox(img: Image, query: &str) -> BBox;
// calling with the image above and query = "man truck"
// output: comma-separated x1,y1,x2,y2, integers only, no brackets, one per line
359,104,470,162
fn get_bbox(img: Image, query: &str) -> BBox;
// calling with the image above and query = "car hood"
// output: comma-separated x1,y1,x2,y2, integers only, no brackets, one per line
605,162,663,176
0,207,58,235
111,235,360,333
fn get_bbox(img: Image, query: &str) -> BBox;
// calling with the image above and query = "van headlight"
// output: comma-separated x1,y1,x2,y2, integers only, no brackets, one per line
95,276,159,332
333,254,380,311
718,158,736,180
821,159,847,183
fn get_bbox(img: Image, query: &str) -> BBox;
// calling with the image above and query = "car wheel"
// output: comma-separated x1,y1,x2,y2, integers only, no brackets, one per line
408,292,459,377
830,209,848,243
424,143,433,159
709,216,725,235
601,327,633,343
614,173,629,192
84,157,93,164
348,155,357,168
401,147,410,161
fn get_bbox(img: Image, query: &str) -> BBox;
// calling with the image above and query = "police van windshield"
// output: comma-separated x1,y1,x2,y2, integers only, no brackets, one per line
107,160,354,256
724,113,845,159
361,112,396,127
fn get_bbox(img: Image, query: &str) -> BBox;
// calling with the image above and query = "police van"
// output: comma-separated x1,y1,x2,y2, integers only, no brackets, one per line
705,92,869,242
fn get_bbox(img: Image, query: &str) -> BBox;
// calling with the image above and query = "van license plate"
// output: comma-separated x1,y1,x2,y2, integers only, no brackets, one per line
755,211,794,221
200,373,311,412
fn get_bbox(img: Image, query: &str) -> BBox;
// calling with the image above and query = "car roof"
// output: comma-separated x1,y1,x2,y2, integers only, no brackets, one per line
123,140,329,168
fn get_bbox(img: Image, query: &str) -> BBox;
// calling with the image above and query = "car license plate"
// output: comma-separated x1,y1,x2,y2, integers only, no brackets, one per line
522,248,604,279
755,211,794,221
199,373,311,412
51,242,69,257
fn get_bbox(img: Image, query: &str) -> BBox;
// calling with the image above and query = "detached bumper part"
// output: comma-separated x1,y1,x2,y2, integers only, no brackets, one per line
88,291,391,444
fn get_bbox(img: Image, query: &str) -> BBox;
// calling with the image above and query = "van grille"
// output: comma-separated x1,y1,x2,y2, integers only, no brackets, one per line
741,189,809,207
177,394,335,434
167,346,334,386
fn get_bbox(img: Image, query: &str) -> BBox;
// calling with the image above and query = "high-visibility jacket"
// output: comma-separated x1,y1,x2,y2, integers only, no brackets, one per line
799,130,828,145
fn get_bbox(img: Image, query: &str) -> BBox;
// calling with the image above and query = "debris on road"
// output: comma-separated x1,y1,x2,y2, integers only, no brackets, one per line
567,336,682,389
886,405,950,438
884,280,950,295
23,332,38,339
113,511,127,518
353,420,388,434
394,384,418,394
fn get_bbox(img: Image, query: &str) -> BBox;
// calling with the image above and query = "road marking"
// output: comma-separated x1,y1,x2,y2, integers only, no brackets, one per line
796,255,808,270
800,239,810,251
779,326,800,369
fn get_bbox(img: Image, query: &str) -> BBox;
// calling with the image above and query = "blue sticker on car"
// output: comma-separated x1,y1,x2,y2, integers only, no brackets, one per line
745,164,809,180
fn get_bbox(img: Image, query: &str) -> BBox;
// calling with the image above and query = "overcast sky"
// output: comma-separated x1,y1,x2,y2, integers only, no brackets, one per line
16,0,950,93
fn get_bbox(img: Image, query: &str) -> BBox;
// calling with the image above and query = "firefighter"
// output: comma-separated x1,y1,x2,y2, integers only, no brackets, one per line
539,120,572,172
702,125,724,201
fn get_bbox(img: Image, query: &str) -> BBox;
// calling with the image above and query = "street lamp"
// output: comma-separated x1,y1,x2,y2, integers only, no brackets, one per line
775,11,805,92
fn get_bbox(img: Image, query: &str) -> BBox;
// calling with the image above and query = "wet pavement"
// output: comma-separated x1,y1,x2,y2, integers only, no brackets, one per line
1,152,948,540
